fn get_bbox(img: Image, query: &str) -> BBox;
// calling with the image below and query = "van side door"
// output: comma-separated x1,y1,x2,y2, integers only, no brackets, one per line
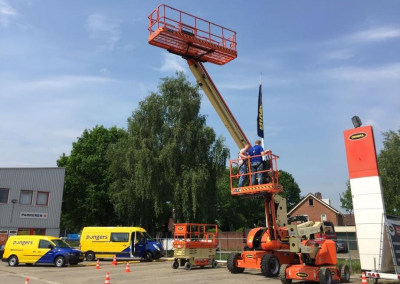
133,232,146,257
110,233,130,257
35,240,53,264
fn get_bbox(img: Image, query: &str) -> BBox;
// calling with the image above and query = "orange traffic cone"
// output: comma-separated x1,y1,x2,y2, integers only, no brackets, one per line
95,259,101,269
104,272,110,284
125,262,131,273
361,271,368,284
111,255,117,266
25,278,29,284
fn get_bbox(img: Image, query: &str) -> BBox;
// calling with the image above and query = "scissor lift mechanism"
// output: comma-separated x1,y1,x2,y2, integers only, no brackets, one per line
172,223,218,270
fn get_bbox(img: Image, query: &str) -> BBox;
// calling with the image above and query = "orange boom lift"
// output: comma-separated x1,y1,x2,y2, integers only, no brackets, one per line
148,4,294,277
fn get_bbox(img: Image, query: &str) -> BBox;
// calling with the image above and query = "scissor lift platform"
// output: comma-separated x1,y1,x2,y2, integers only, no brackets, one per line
148,4,237,65
172,223,218,270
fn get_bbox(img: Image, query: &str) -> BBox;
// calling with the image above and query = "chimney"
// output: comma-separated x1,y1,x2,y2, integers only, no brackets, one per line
315,192,322,199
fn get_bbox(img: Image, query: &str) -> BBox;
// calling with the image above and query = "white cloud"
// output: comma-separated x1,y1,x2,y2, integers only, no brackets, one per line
323,49,353,61
154,53,186,72
0,0,17,27
86,13,120,51
99,68,109,74
123,44,134,51
345,26,400,43
327,63,400,81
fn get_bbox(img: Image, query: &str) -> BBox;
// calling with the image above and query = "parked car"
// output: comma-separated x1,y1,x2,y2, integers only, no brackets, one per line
334,239,349,253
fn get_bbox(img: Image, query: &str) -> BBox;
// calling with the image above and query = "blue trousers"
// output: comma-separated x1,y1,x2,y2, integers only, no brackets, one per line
238,163,248,187
251,162,264,185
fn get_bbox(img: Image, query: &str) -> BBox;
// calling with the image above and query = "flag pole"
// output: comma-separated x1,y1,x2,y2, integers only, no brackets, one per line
259,72,265,152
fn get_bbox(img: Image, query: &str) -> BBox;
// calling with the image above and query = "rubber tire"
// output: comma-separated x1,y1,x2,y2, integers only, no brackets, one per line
8,255,19,267
143,251,153,262
279,264,292,284
85,251,95,261
172,261,179,269
339,264,350,283
227,252,244,274
261,254,280,277
185,262,192,270
55,256,65,267
319,267,332,284
212,260,218,268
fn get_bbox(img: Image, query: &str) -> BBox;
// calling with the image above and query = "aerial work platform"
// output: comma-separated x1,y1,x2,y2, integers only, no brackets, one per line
148,4,237,65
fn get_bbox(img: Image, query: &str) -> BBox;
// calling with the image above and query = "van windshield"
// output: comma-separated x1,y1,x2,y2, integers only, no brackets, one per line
143,232,154,242
51,239,71,248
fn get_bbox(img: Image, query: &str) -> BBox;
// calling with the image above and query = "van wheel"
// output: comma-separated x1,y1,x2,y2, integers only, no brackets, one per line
144,251,153,262
8,255,19,267
55,256,65,267
85,251,95,261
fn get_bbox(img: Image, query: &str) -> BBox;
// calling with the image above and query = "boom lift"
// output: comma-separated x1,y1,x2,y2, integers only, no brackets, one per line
279,221,350,284
148,4,296,277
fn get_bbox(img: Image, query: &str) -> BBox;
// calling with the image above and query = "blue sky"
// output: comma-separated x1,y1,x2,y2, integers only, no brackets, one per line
1,0,400,212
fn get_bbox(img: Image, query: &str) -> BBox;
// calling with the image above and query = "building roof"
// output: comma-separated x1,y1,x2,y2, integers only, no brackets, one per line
288,193,342,215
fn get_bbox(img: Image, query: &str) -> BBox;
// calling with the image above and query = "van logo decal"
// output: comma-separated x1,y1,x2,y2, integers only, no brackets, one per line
245,255,253,259
86,235,108,240
296,272,308,278
13,241,33,246
349,133,367,140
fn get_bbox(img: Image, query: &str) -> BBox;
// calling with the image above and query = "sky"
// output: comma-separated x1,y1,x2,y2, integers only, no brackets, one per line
1,0,400,213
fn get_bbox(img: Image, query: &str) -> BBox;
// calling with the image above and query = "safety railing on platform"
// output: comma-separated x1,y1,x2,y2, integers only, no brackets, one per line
148,4,237,51
229,151,280,190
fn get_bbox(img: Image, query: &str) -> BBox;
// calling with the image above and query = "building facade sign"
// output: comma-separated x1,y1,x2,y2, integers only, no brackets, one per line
20,212,48,219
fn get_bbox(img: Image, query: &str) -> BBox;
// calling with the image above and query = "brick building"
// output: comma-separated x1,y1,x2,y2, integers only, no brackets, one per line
288,192,344,226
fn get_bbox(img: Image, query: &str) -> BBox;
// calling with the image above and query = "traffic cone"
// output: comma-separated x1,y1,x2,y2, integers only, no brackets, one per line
25,278,29,284
111,255,117,266
95,259,101,269
104,272,110,284
124,262,131,273
361,271,368,284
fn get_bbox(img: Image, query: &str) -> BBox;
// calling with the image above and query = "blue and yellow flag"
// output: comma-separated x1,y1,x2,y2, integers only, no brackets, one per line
257,83,264,138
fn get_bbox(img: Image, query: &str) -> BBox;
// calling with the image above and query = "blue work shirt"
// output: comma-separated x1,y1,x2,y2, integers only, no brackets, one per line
249,145,264,163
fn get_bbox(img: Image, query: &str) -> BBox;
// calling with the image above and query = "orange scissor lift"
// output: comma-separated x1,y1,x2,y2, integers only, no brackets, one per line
148,4,296,277
172,223,218,270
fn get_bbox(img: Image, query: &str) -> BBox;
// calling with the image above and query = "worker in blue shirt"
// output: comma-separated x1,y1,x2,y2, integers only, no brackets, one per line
248,140,268,185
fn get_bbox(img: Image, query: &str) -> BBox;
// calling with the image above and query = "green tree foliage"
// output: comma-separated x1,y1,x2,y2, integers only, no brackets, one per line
216,168,265,231
339,181,353,214
379,129,400,215
57,126,126,231
279,170,301,211
107,72,229,232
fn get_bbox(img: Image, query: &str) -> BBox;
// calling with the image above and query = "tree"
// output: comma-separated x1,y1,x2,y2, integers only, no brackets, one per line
339,181,353,214
107,72,229,233
379,129,400,215
279,170,301,211
57,125,126,231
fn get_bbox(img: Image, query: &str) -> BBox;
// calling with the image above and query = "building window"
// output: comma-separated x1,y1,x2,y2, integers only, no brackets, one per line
0,188,9,203
36,192,49,206
308,198,314,206
111,233,129,242
321,214,327,221
20,190,33,205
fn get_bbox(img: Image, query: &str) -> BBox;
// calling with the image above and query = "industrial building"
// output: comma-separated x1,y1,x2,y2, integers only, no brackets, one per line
0,168,65,248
